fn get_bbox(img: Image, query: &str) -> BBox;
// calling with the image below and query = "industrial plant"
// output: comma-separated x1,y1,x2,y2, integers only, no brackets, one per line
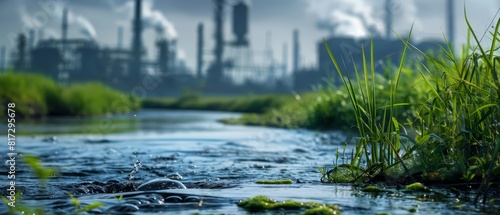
3,0,454,96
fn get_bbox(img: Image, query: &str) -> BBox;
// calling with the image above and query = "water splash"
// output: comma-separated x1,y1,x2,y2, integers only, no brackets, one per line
128,160,143,186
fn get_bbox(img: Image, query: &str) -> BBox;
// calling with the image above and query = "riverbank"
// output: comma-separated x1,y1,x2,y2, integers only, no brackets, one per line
142,93,290,114
142,91,359,130
0,72,140,118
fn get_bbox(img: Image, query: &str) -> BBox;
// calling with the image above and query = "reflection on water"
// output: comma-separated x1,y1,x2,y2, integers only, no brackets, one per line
0,110,497,214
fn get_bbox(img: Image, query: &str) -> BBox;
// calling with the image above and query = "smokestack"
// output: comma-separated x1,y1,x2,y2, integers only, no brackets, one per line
15,34,27,71
28,29,35,50
0,46,5,72
62,7,68,41
117,26,123,49
170,39,177,70
447,0,454,49
385,0,392,39
38,29,44,43
208,0,225,84
282,43,287,79
197,23,204,80
293,29,299,72
131,0,143,77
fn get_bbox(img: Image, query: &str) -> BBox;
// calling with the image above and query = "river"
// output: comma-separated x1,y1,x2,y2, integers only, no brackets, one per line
0,110,497,214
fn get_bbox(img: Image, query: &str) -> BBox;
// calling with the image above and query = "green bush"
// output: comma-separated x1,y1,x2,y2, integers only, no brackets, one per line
0,72,139,118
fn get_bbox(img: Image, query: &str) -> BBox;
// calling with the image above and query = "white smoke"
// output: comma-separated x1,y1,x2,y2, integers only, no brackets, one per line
71,14,97,38
387,0,419,35
114,0,178,39
177,49,186,60
308,0,419,38
19,6,39,29
19,2,97,39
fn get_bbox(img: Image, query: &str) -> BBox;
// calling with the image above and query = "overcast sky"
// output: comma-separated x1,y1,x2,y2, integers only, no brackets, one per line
0,0,499,73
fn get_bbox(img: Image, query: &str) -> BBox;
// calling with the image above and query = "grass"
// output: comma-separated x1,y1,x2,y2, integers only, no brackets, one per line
222,90,358,130
318,12,500,202
0,71,140,118
142,91,290,114
255,179,293,184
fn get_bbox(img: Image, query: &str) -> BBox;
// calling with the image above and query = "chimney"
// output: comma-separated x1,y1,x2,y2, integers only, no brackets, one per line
130,0,143,76
282,42,287,80
62,7,68,42
38,29,44,43
292,29,299,72
117,26,123,49
447,0,454,49
0,46,6,72
385,0,392,39
28,29,36,50
197,23,204,80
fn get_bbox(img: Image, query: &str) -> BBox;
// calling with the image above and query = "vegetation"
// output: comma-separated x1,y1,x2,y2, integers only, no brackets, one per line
224,89,363,129
360,185,385,192
0,72,140,118
164,12,500,203
319,14,500,203
24,155,57,189
142,91,289,114
255,179,293,184
405,182,430,192
237,195,342,214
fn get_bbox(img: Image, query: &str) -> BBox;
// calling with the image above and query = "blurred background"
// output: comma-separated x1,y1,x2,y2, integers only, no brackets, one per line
0,0,498,96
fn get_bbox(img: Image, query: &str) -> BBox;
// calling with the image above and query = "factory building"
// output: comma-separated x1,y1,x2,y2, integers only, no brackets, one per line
5,0,455,95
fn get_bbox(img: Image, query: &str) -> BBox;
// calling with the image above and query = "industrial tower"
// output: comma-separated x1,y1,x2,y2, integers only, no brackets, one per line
130,0,143,79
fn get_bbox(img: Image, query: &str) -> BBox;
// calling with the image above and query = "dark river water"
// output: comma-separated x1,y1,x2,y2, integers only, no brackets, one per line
0,110,498,214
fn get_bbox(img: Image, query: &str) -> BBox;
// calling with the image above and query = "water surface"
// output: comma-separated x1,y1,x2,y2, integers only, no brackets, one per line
0,110,497,214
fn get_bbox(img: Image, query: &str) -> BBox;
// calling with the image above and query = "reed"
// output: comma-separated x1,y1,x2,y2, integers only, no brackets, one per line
321,13,500,199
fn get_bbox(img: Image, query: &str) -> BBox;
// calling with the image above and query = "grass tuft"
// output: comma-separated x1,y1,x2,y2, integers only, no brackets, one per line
255,179,293,184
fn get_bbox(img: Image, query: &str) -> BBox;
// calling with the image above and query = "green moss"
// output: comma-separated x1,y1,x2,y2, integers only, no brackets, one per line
237,195,341,214
405,182,430,192
361,185,384,192
408,207,418,212
256,179,293,184
303,207,341,215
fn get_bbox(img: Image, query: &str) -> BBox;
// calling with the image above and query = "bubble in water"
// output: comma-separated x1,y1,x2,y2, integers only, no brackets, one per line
136,178,187,191
167,172,183,180
108,204,139,213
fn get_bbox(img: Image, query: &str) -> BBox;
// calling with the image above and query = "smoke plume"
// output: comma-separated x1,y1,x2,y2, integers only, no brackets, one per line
307,0,418,38
113,0,178,39
19,2,97,39
71,14,97,38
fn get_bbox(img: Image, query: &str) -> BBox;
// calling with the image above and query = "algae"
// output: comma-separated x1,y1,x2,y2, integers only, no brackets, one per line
405,182,430,192
255,179,293,184
237,195,341,214
360,185,385,192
